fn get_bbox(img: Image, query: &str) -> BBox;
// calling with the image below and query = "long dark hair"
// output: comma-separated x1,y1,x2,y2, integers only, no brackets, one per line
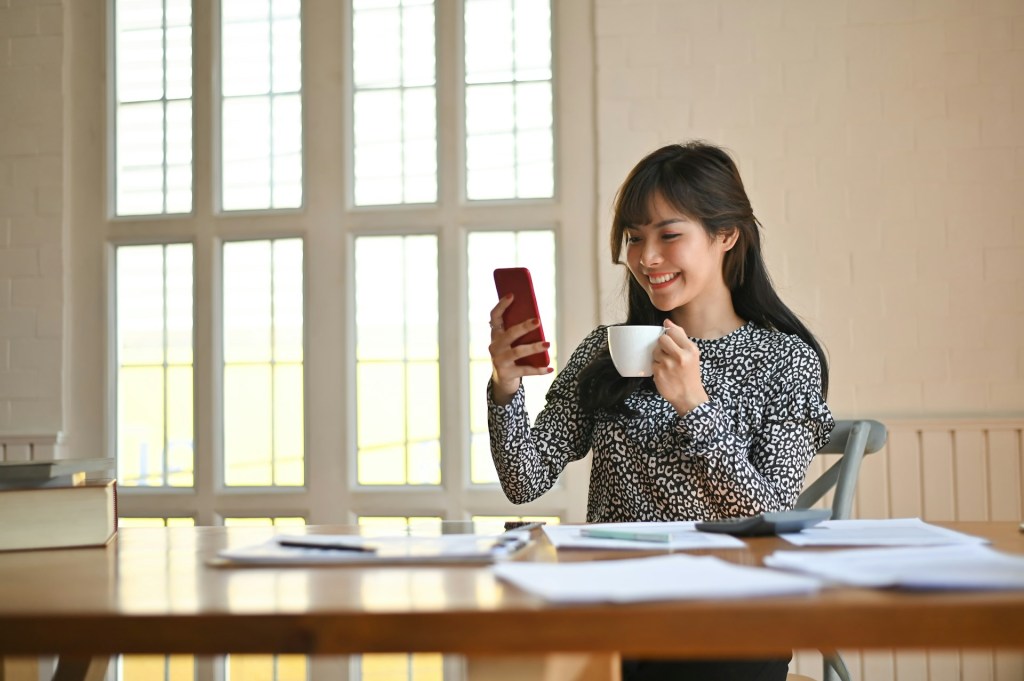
578,141,829,414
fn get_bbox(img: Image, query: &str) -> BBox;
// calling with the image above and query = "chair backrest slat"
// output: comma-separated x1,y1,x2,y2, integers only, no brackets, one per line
795,419,888,520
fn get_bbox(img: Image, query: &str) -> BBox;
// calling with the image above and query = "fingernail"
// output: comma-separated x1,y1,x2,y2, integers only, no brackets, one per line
542,342,551,348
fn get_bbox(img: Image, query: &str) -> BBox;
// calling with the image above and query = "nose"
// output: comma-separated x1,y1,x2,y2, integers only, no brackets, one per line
639,241,661,269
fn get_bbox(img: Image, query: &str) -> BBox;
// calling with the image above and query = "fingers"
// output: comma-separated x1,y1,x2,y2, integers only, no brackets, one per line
488,310,553,387
654,319,699,367
489,334,552,372
489,295,514,336
661,318,693,347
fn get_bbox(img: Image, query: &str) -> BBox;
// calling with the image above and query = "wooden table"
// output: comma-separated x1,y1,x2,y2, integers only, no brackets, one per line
1,522,1023,680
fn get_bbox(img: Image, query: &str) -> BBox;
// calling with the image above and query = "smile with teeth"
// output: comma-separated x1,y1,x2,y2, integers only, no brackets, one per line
648,272,679,287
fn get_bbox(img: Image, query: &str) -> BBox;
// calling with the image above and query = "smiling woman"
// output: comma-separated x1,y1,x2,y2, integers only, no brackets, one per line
485,141,834,681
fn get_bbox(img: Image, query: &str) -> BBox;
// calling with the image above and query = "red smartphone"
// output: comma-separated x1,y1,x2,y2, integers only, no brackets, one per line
493,267,550,368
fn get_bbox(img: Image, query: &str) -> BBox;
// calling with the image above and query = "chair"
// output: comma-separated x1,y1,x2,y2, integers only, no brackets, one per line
792,419,888,681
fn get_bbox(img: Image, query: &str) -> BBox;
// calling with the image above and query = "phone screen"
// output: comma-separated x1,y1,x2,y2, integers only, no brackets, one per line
493,267,549,368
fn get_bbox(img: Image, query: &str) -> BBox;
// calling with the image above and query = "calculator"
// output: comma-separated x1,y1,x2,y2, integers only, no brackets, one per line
694,508,831,537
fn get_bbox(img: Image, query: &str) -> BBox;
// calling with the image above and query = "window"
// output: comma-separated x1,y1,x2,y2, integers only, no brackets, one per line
220,0,303,210
113,0,193,216
466,230,556,483
115,243,194,488
352,0,437,206
99,1,594,680
355,235,440,486
223,238,305,486
464,0,553,200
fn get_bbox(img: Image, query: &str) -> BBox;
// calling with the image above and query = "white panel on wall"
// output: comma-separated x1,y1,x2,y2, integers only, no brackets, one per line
793,418,1024,680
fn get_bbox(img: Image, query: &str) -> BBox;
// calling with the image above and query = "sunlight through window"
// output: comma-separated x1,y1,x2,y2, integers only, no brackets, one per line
464,0,552,200
114,0,193,215
355,235,440,485
220,0,303,210
116,244,195,488
352,0,437,205
223,238,304,486
467,230,556,483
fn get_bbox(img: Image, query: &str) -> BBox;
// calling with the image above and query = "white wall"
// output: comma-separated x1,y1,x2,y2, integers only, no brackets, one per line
593,0,1024,420
0,0,65,436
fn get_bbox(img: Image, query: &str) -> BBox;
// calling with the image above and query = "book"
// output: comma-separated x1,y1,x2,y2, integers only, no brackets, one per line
0,457,114,486
0,478,117,552
0,471,87,491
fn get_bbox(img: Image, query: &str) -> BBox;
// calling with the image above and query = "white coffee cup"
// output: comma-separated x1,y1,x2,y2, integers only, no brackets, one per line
607,325,665,377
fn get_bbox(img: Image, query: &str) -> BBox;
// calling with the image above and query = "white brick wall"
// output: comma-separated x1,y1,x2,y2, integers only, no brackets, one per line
596,0,1024,417
0,0,64,434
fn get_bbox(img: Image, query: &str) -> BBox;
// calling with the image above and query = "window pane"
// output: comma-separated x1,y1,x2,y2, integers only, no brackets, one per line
464,0,553,200
352,1,437,206
119,654,195,681
119,517,196,528
116,244,195,488
355,235,440,485
220,0,303,211
466,231,556,483
114,0,194,216
223,238,305,487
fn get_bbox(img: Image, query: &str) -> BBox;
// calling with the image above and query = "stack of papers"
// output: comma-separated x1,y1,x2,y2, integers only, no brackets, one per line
765,544,1024,590
779,518,989,547
493,554,821,603
213,533,530,566
543,522,745,550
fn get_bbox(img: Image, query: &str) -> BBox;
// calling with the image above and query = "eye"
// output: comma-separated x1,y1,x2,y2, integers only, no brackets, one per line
661,233,680,241
625,234,641,245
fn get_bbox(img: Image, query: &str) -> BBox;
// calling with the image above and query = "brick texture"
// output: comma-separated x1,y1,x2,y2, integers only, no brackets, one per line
596,0,1024,417
0,0,63,434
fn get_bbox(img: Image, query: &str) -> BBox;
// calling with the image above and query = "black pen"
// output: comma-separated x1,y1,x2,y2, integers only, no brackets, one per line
503,521,544,534
277,537,377,553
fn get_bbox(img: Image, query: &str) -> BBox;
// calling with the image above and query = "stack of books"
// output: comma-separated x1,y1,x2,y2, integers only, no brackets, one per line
0,457,117,552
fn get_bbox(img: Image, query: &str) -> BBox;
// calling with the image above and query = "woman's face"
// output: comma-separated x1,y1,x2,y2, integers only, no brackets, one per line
623,191,733,314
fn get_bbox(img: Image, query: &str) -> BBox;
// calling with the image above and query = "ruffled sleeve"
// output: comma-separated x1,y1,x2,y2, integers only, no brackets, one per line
486,328,605,505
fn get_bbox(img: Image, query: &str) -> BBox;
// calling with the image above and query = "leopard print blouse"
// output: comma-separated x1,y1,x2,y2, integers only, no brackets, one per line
487,322,834,522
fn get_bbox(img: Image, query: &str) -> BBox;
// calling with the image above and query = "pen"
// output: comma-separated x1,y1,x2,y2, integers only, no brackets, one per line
579,528,673,543
277,538,378,553
503,521,544,534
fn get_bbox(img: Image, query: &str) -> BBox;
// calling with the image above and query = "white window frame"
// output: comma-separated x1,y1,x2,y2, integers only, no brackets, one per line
71,1,596,669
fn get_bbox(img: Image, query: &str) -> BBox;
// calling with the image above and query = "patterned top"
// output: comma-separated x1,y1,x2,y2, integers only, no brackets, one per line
487,322,834,522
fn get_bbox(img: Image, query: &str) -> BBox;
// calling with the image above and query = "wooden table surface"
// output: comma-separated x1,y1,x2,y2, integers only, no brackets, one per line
1,522,1023,659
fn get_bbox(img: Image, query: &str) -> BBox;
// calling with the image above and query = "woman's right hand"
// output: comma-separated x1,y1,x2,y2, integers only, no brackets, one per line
488,295,552,405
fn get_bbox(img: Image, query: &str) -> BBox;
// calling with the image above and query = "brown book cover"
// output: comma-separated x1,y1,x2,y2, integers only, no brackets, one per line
0,479,118,552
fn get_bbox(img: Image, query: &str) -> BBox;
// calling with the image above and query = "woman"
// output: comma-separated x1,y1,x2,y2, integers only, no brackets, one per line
486,141,834,680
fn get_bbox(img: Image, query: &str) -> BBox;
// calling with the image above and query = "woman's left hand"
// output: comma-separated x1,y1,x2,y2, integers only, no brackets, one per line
652,319,710,415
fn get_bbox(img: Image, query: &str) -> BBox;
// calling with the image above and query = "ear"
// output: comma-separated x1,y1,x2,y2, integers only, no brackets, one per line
721,227,739,251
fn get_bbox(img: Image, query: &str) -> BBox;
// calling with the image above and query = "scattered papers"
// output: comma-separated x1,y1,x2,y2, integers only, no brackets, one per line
214,533,529,566
493,554,821,603
765,544,1024,590
779,518,989,547
544,522,745,550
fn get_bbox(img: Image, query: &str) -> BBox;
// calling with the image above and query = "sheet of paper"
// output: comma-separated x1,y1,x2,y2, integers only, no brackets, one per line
493,554,821,603
778,518,989,547
765,544,1024,590
213,533,528,566
544,522,745,550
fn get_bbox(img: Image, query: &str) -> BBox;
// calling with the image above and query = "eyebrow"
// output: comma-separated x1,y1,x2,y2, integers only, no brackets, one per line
626,218,683,230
